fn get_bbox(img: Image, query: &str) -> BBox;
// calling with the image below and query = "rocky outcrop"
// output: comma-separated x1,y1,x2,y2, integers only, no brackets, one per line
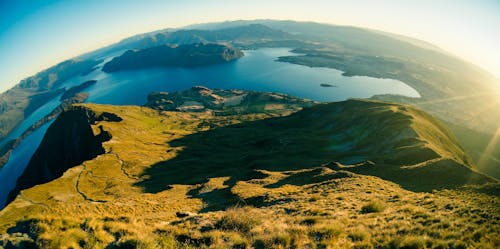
145,86,315,115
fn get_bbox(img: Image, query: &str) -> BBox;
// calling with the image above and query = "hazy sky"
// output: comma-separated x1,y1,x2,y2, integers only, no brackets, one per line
0,0,499,92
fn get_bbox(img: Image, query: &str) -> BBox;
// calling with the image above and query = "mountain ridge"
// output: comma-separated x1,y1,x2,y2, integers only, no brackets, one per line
1,21,498,178
1,88,497,248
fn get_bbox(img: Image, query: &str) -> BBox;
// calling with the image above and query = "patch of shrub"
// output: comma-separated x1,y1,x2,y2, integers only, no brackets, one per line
215,207,261,233
253,234,291,249
232,240,250,249
300,217,319,226
353,242,374,249
115,239,139,249
156,235,178,249
361,200,386,213
310,225,343,241
348,229,370,242
388,236,427,249
309,197,319,202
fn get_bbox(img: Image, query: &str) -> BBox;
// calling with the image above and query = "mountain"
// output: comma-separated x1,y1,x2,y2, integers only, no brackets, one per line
1,88,497,248
0,59,101,142
182,20,500,132
102,43,244,73
2,21,498,178
181,20,500,177
0,81,94,170
0,20,498,248
84,21,500,175
6,87,313,203
81,24,290,59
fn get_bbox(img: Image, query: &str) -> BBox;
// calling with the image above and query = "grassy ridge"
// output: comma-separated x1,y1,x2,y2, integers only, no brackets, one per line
0,95,498,248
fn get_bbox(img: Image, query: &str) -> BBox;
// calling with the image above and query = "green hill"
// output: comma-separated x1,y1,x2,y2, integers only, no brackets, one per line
1,88,497,248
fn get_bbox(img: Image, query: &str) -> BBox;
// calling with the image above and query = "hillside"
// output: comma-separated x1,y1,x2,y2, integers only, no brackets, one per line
1,21,498,181
0,80,99,170
0,59,101,142
6,87,314,203
170,21,500,164
82,24,291,58
1,88,498,248
86,20,500,178
102,43,244,73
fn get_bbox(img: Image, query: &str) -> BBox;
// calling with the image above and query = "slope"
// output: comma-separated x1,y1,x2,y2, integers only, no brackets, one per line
0,88,497,248
0,59,101,142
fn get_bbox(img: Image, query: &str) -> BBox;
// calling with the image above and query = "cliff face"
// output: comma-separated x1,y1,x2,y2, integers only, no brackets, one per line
7,106,115,203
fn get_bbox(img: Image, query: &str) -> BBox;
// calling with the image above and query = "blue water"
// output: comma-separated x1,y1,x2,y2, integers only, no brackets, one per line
0,97,61,147
0,47,420,208
84,48,419,105
0,121,53,206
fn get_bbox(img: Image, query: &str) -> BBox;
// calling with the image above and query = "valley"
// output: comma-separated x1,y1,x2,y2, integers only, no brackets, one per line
2,21,497,181
0,20,499,249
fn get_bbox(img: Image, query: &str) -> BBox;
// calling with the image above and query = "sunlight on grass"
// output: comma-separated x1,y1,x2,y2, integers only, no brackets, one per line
417,92,494,105
463,101,500,123
0,99,498,248
478,125,500,170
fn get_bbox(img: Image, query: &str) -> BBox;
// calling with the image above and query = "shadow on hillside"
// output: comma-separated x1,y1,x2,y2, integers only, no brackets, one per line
134,115,337,210
134,112,498,210
348,159,497,193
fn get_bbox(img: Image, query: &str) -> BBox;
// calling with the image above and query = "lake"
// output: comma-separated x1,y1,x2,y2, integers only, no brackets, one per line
0,47,420,207
0,122,53,207
82,48,419,105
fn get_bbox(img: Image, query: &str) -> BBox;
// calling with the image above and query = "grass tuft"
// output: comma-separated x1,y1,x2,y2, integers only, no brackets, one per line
361,199,387,213
348,228,370,242
215,207,261,234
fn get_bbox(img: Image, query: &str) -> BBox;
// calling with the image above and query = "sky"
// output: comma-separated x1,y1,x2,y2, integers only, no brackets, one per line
0,0,499,92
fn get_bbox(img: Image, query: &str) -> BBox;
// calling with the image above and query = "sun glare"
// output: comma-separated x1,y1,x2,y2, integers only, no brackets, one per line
417,92,494,106
478,124,500,169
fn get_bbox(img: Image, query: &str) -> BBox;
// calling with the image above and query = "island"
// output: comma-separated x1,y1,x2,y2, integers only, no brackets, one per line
60,80,97,100
102,43,244,72
320,83,337,87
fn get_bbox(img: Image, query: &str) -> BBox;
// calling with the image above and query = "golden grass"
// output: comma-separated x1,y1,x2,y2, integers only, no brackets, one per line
0,100,498,248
